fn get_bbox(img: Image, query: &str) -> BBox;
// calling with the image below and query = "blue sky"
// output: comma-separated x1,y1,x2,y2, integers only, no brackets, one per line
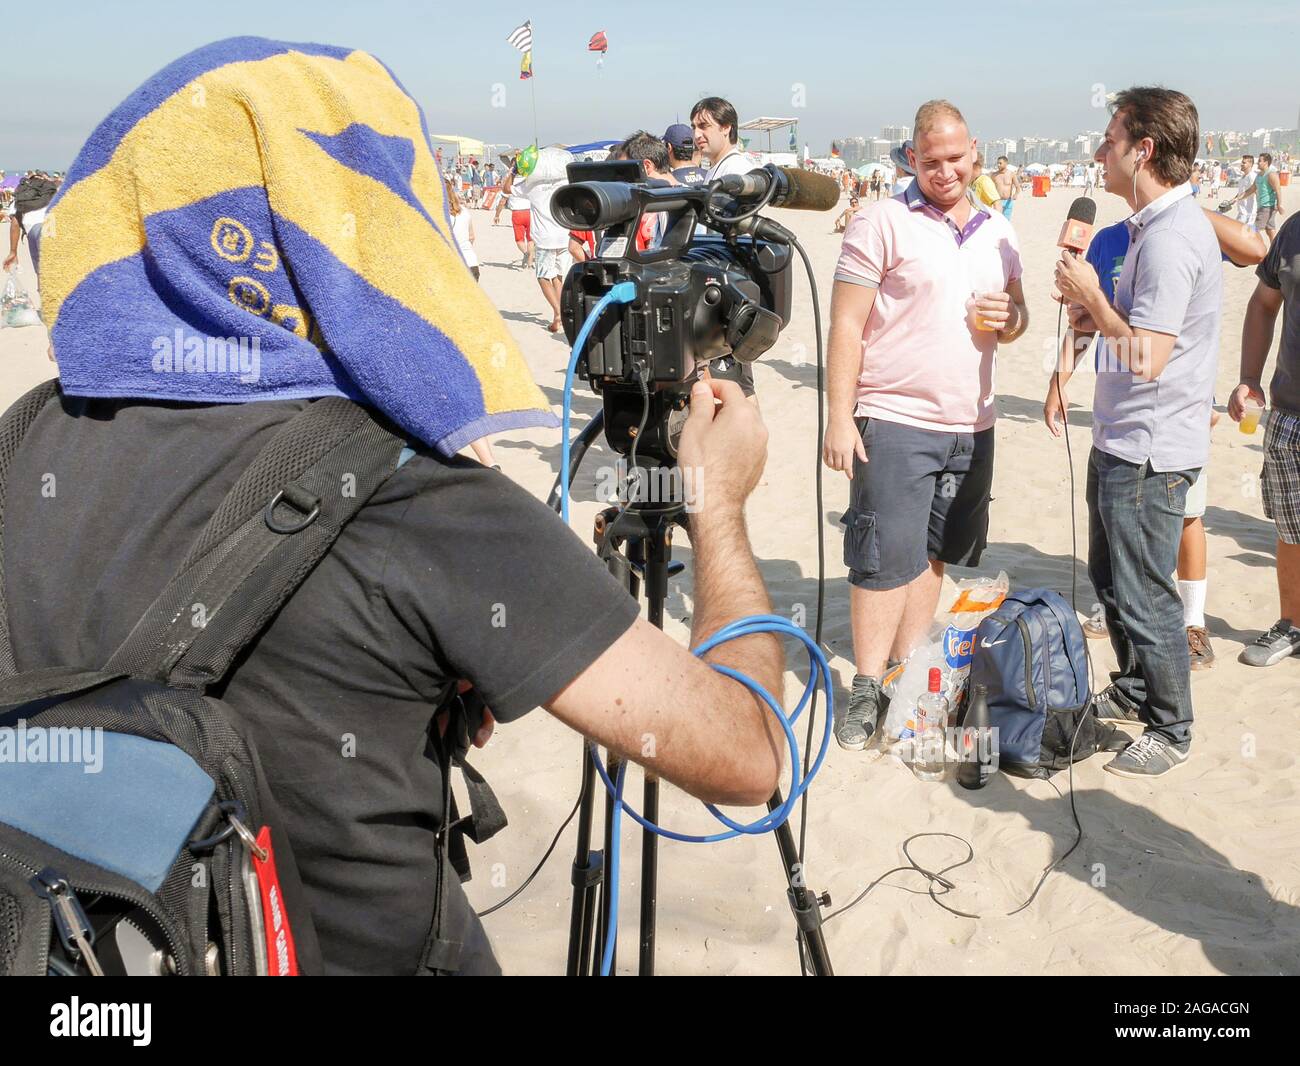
3,0,1297,169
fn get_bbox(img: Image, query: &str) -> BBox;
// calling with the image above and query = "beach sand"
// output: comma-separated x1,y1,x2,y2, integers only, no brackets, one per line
3,186,1297,975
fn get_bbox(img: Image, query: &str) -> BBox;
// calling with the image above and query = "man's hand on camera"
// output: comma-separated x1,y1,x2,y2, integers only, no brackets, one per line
676,375,768,513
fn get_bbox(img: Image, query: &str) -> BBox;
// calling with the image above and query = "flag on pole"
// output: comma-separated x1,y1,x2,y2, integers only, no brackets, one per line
803,144,811,162
519,51,533,80
830,142,840,158
789,125,798,152
507,20,533,51
1206,133,1215,154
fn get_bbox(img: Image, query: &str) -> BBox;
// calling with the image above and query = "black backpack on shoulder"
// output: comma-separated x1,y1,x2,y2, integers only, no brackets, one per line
0,384,502,976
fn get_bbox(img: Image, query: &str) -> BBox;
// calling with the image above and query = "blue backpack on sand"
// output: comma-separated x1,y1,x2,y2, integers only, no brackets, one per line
968,589,1119,778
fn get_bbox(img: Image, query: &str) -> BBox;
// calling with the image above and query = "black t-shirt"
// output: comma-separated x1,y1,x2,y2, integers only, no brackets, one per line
6,395,640,974
1256,212,1300,414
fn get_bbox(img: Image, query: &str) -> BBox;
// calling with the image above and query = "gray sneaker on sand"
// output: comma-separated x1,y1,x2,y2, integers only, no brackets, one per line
1090,684,1141,723
1238,619,1300,667
837,674,885,751
1104,732,1190,778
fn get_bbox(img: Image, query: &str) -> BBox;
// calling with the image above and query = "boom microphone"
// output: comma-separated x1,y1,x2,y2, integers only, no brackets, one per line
715,164,841,212
1058,196,1097,253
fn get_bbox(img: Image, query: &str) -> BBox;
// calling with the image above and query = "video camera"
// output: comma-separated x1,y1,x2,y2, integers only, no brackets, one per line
554,161,804,465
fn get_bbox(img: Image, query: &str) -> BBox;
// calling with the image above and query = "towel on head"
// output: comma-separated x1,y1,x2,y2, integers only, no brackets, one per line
40,36,556,456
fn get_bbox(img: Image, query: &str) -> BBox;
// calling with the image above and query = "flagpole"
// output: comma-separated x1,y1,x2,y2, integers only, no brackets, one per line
530,70,539,146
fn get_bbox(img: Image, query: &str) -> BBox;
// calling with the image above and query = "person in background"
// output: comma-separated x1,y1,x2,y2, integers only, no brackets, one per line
1251,152,1285,246
969,156,1000,210
615,130,678,251
1229,153,1258,227
1230,209,1300,667
834,196,861,233
992,156,1018,220
889,141,915,198
519,146,573,334
691,96,754,181
445,178,497,468
500,160,534,269
663,122,708,186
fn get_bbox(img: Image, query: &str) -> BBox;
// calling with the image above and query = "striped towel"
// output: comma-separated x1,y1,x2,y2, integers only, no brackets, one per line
40,36,555,456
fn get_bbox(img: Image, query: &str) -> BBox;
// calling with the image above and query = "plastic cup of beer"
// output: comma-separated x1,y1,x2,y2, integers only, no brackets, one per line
968,291,998,332
1240,398,1265,435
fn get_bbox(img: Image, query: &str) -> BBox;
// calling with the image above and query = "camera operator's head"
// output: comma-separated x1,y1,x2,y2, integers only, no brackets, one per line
907,99,975,212
617,131,677,184
690,96,739,166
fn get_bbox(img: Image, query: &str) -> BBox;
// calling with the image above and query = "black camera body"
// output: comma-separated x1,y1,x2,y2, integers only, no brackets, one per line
554,165,793,463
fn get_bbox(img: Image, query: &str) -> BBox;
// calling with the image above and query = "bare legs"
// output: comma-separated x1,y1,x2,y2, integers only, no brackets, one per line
849,560,945,678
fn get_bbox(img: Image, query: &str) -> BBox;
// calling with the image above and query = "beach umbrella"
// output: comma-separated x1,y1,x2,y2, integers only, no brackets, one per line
1023,163,1048,175
855,162,886,178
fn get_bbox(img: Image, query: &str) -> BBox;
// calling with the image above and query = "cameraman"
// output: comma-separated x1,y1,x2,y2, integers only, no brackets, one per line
11,38,785,976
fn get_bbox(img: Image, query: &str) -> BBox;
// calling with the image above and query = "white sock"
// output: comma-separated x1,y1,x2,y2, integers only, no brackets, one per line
1177,578,1207,629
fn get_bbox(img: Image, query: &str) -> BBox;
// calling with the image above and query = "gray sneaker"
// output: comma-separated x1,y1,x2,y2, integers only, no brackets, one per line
1238,619,1300,667
1090,684,1141,723
837,674,885,751
1104,732,1190,778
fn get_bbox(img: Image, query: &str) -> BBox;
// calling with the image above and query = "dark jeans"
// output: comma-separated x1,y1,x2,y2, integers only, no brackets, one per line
1086,448,1198,745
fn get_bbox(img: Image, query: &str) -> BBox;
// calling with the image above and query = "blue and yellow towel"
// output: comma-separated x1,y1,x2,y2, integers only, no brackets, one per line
41,36,556,456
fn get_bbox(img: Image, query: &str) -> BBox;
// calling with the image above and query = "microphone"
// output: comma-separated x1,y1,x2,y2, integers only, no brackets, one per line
1052,196,1098,304
714,165,842,212
1057,196,1097,253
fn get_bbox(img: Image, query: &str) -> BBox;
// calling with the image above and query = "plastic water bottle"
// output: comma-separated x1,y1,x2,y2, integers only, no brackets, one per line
913,668,948,782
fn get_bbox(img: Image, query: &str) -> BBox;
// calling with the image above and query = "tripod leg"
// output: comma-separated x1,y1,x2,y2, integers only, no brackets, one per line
639,777,658,975
566,740,602,976
599,753,620,974
768,790,834,976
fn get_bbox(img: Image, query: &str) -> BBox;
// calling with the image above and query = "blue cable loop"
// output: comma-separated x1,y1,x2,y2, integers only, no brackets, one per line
561,290,833,975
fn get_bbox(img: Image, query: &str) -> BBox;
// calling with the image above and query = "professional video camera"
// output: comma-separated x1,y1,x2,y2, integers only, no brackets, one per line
554,161,836,465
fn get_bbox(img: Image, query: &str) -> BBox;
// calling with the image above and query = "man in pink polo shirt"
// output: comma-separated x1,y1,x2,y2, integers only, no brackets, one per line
824,99,1029,749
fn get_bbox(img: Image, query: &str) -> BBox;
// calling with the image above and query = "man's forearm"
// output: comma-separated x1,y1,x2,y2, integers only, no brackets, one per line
1240,299,1278,385
826,326,864,424
689,506,785,744
1055,328,1093,387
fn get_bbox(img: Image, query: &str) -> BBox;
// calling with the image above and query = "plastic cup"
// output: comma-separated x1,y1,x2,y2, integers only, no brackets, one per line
968,291,998,332
1240,399,1265,435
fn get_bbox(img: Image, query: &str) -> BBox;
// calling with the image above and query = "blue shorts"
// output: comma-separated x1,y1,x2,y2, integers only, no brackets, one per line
1001,199,1014,219
843,418,995,590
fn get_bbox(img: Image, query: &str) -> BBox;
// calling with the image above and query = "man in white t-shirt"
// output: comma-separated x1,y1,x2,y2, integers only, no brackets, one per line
691,96,756,182
1231,153,1257,225
520,148,573,334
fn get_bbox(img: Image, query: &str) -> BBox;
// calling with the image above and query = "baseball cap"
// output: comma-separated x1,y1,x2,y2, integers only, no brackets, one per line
663,123,694,152
890,140,915,176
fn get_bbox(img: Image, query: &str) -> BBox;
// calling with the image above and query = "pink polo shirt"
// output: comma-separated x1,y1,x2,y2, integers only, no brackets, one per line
834,186,1022,432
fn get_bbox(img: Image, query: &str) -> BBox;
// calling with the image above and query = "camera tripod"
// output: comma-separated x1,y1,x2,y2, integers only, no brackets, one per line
552,417,833,976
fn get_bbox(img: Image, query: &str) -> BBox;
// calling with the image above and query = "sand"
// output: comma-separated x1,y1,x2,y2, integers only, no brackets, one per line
3,185,1297,975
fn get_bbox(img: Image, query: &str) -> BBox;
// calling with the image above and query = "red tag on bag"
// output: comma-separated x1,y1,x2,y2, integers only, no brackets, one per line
252,826,300,976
